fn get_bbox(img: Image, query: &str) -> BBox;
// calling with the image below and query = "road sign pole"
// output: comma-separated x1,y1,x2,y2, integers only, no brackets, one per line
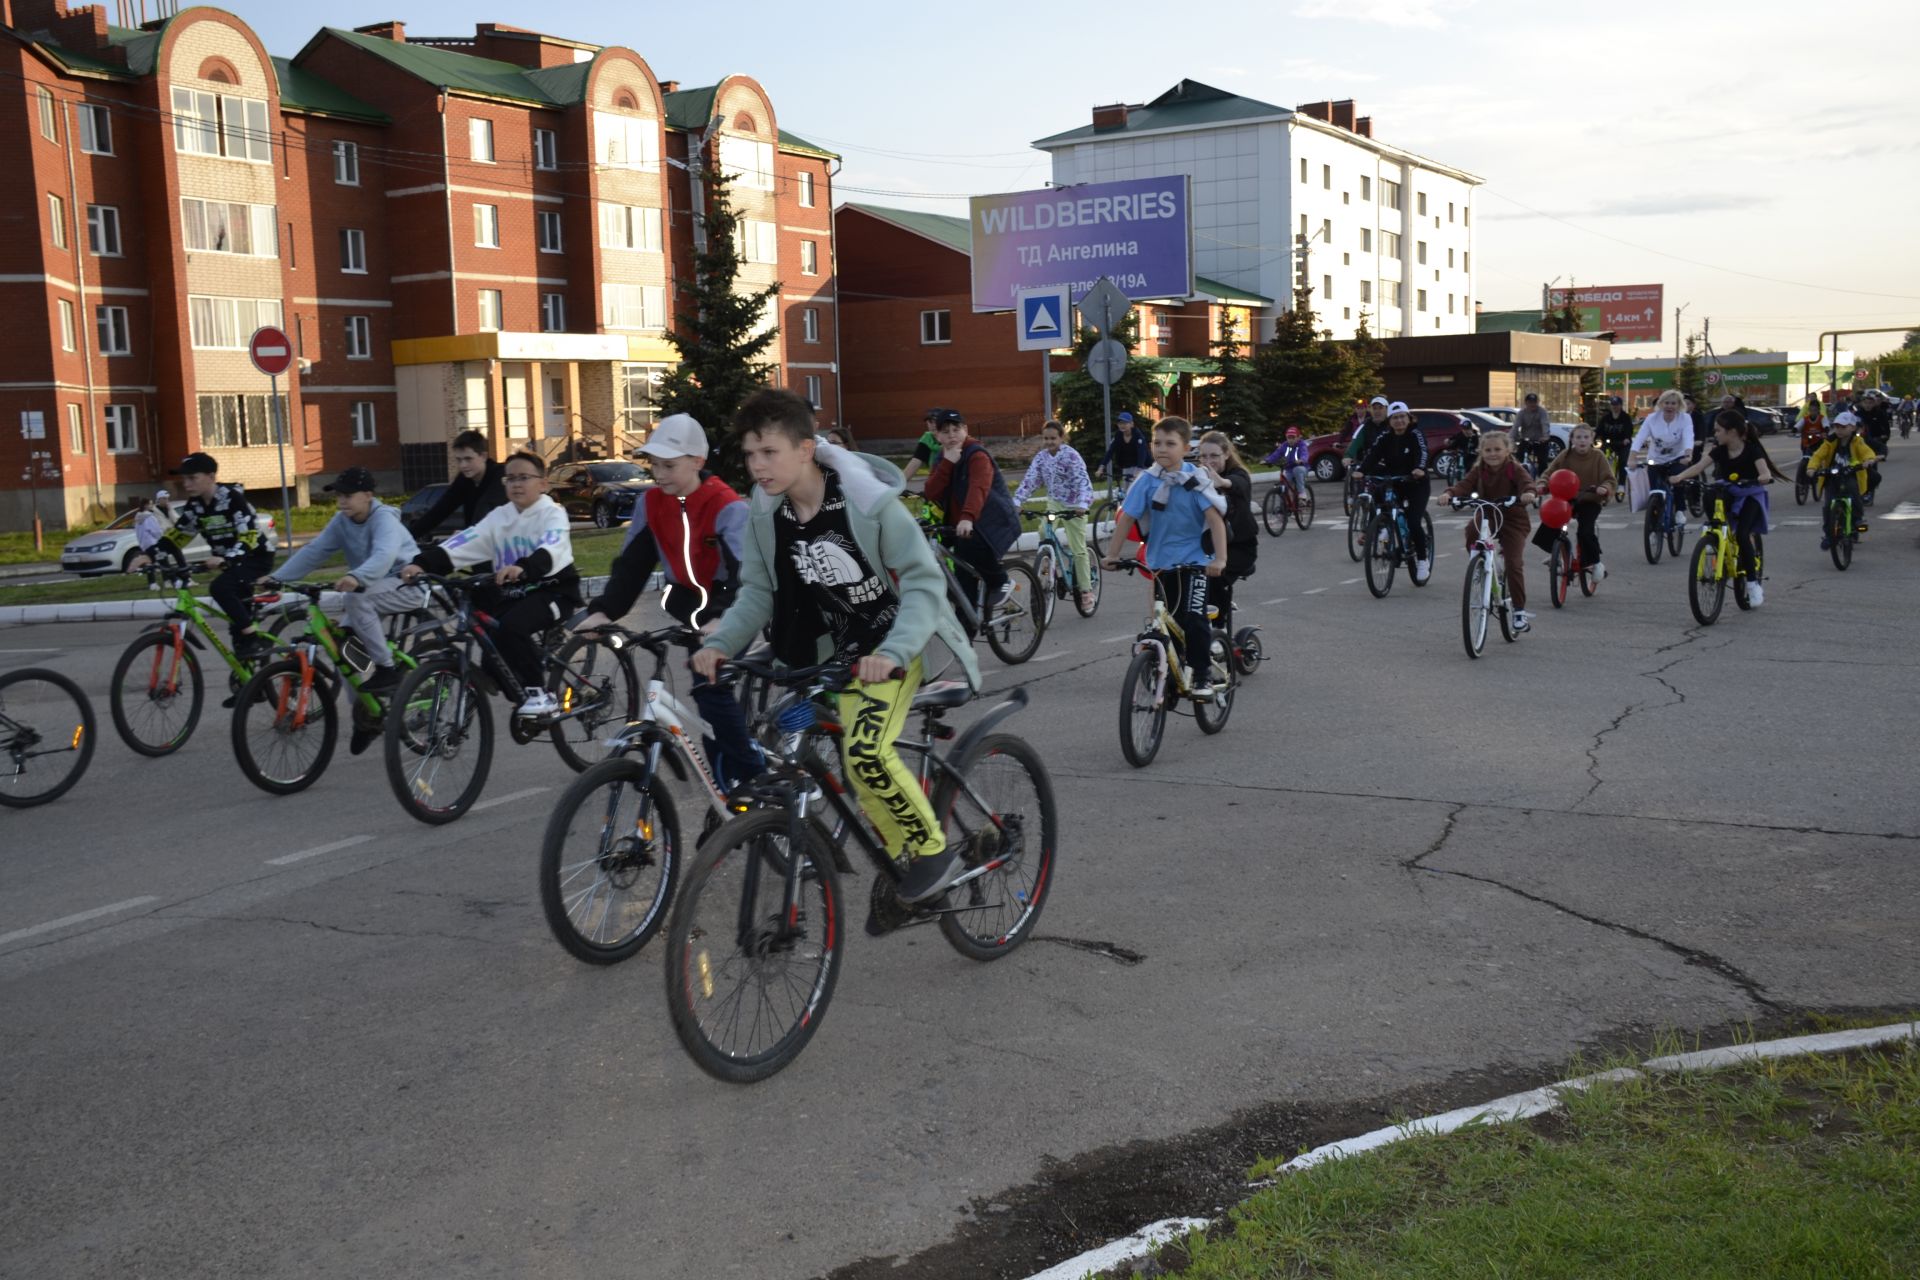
1101,378,1113,471
1042,350,1052,420
270,371,292,557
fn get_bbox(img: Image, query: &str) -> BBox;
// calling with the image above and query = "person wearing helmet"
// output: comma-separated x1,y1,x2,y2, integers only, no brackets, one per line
1808,412,1879,548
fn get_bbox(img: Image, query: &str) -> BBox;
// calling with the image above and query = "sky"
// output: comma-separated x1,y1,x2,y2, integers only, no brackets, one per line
235,0,1920,358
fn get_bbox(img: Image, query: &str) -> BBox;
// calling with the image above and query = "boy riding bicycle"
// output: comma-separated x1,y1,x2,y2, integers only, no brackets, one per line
1011,419,1095,612
1807,412,1881,547
923,408,1022,621
129,452,273,661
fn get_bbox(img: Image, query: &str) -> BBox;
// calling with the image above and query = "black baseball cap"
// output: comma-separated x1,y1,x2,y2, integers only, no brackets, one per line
933,408,965,426
170,451,218,475
1523,392,1540,402
324,466,377,494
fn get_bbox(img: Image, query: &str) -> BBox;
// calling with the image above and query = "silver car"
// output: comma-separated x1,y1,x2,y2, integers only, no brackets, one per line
60,501,278,577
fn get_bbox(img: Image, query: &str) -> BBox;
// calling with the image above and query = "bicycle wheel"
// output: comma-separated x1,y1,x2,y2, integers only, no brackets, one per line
1496,576,1519,643
384,660,495,824
1686,482,1704,519
1295,485,1316,530
933,732,1058,961
110,630,204,757
1795,464,1811,506
1073,554,1103,618
1342,475,1356,517
0,668,95,808
1548,539,1570,609
1667,514,1687,558
1688,538,1726,626
1462,555,1490,658
540,758,681,964
1828,503,1852,571
1579,560,1598,597
1089,499,1116,537
1643,492,1665,565
547,632,641,773
985,560,1045,665
1232,625,1264,676
1260,487,1289,537
1346,499,1369,562
1363,514,1397,597
1118,647,1167,768
1194,632,1234,735
230,659,339,796
664,809,842,1084
1032,545,1060,630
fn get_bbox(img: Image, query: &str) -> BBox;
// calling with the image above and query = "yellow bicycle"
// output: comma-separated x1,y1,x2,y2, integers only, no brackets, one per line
1111,561,1235,766
1687,480,1764,626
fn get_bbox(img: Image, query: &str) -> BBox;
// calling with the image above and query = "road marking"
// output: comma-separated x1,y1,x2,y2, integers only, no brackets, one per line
1437,552,1453,559
1340,578,1361,585
1,647,65,654
1027,650,1070,663
471,786,550,813
1100,633,1134,643
267,835,374,866
0,896,160,947
1303,587,1328,595
1259,597,1288,605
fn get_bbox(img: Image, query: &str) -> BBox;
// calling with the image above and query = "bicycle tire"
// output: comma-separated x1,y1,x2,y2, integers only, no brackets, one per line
663,809,842,1084
1497,576,1518,643
1462,554,1490,658
0,668,96,808
1295,486,1316,530
1579,561,1598,596
1795,465,1811,506
933,732,1059,961
1118,647,1167,768
1420,512,1435,569
1829,503,1852,571
1073,554,1103,618
1260,487,1289,537
547,632,641,774
1232,625,1263,676
230,658,339,796
383,660,495,825
1363,513,1397,597
1194,632,1234,735
540,758,680,964
985,560,1045,665
1346,498,1369,562
1688,538,1725,626
1667,517,1686,558
1643,492,1665,565
1548,540,1570,608
1089,499,1116,537
1342,475,1356,517
110,630,204,757
1033,545,1060,630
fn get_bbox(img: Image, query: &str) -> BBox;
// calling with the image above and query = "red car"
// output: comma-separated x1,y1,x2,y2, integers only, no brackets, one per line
1303,410,1473,482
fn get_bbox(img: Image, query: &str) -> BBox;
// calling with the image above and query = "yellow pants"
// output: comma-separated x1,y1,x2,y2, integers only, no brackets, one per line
1050,503,1092,595
837,657,945,863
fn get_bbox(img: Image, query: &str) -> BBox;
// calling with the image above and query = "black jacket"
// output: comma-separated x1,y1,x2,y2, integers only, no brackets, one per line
409,459,507,536
1358,426,1430,477
1202,465,1259,577
1100,430,1151,475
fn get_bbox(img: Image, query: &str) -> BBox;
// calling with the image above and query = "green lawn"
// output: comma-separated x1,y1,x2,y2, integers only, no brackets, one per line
1151,1037,1919,1279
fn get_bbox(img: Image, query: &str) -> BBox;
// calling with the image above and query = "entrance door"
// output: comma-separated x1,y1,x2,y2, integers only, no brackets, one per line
545,373,569,439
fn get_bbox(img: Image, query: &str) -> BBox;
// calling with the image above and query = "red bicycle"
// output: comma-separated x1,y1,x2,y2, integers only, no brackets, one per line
1545,527,1599,608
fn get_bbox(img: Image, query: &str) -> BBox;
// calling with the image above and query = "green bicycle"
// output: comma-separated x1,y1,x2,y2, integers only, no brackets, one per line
1814,460,1870,571
1025,506,1101,624
1687,480,1765,626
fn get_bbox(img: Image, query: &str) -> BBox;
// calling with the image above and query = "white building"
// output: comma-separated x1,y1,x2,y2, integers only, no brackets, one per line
1033,82,1482,341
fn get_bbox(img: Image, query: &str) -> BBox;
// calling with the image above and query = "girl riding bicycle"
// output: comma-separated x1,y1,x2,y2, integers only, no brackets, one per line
1011,419,1095,611
1536,424,1613,584
1263,427,1311,496
1355,402,1434,582
1196,431,1259,629
1669,410,1777,608
1443,431,1537,631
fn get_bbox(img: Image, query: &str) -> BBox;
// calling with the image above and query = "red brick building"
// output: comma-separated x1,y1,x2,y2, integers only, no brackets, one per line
0,0,839,529
835,203,1265,444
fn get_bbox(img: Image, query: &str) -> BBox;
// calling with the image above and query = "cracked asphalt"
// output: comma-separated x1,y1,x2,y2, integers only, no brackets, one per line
3,440,1917,1278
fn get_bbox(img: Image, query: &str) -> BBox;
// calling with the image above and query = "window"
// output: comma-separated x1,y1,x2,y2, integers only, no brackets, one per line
1359,227,1372,252
1448,201,1455,223
541,292,566,332
182,198,277,256
593,112,659,171
1417,240,1428,265
36,86,57,141
718,135,773,190
104,404,138,453
1323,274,1333,299
77,104,112,155
737,218,778,264
535,128,558,171
1359,279,1372,304
474,203,500,248
1417,288,1428,312
350,401,377,445
1463,251,1471,273
340,228,366,273
96,305,130,355
801,307,820,343
1360,175,1371,201
68,403,84,453
345,314,371,359
86,205,121,255
333,140,359,185
1322,163,1331,190
1343,252,1350,266
920,309,951,344
1384,281,1402,307
798,171,816,207
1299,213,1307,237
803,375,821,408
1381,180,1401,211
469,118,495,163
599,203,662,251
537,210,563,253
1381,231,1401,258
601,283,664,330
1448,293,1455,314
800,239,818,275
188,296,282,349
1299,157,1307,183
477,289,502,332
1322,218,1332,241
1418,192,1429,216
197,393,287,448
49,194,66,248
57,299,76,352
170,90,270,161
1464,207,1471,227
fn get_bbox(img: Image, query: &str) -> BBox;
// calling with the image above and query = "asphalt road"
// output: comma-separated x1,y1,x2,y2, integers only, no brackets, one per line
4,442,1918,1278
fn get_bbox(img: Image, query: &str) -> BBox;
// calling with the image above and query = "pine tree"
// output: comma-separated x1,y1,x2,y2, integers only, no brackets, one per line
1676,334,1706,406
1201,308,1262,441
1248,286,1355,455
658,165,781,485
1053,309,1159,457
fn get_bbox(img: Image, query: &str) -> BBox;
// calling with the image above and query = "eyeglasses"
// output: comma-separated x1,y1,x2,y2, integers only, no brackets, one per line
503,472,542,482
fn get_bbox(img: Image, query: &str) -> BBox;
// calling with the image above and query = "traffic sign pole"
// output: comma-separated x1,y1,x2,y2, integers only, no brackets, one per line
249,326,296,562
269,371,291,555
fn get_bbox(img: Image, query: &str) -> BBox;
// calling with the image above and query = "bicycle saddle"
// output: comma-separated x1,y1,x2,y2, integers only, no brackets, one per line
910,680,972,711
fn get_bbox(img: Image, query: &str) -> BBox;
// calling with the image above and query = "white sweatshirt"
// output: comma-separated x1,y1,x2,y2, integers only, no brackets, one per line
438,494,574,578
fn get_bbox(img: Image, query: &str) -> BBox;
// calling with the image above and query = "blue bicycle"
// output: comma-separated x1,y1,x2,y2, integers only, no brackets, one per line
1362,478,1435,598
1639,464,1690,564
1025,506,1101,624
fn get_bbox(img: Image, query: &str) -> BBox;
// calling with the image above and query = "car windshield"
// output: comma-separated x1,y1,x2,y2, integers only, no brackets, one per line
590,463,646,483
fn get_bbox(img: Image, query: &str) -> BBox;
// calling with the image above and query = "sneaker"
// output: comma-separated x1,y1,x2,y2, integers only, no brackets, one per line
1414,558,1431,582
897,848,961,903
362,663,400,694
349,726,378,757
516,688,559,719
1820,535,1833,551
1076,591,1095,611
1511,609,1533,632
235,633,273,663
1189,682,1216,704
1746,582,1764,608
1592,562,1607,583
993,582,1016,609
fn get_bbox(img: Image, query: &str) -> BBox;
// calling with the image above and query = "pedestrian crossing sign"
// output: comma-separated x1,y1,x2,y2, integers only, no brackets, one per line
1015,285,1072,352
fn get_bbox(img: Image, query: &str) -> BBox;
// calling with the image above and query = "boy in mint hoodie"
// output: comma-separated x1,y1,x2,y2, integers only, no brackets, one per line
693,389,978,914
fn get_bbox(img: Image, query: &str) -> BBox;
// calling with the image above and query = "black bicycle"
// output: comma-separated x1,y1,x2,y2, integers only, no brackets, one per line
0,667,96,808
1361,478,1435,598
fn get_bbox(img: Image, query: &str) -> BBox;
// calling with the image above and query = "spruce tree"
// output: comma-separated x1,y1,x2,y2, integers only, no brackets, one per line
1201,308,1263,443
1249,286,1352,454
1053,309,1159,456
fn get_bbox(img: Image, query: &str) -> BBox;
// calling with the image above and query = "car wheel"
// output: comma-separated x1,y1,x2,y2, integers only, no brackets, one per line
120,546,142,573
1314,455,1340,482
592,501,613,529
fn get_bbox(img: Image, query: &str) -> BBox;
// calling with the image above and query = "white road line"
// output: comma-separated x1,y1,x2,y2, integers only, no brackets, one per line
1303,587,1328,595
1340,577,1361,584
471,786,551,813
1,647,66,654
1026,650,1070,663
1259,597,1288,605
1437,552,1453,559
1100,633,1134,643
266,835,375,866
0,896,160,947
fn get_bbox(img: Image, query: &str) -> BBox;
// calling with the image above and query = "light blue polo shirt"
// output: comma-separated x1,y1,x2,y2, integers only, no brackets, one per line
1121,465,1213,570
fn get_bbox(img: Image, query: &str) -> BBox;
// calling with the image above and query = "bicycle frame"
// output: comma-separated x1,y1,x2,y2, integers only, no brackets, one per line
1033,510,1090,593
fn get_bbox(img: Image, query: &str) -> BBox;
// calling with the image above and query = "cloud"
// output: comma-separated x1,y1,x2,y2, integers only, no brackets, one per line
1292,0,1466,28
1481,192,1764,221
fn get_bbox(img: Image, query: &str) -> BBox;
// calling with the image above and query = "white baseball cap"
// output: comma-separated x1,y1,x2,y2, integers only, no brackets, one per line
1833,411,1860,426
153,489,170,504
638,414,709,460
1387,401,1411,416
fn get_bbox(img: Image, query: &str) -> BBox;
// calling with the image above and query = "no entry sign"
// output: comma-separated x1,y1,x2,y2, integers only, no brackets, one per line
249,325,294,377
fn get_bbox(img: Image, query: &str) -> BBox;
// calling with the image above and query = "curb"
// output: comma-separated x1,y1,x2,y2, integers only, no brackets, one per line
1022,1020,1920,1280
0,574,614,629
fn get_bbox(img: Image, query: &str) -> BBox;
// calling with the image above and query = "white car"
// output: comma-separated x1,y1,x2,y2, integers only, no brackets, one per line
60,501,278,577
1462,407,1575,459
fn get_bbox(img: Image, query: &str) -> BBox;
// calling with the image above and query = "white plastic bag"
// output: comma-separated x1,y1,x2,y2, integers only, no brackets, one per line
1627,466,1651,513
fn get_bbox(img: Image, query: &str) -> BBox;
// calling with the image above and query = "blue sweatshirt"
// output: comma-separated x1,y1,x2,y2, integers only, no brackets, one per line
277,503,419,583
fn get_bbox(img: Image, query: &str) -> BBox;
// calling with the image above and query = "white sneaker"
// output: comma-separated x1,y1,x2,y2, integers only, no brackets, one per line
1414,558,1431,581
1511,609,1533,632
1189,682,1216,703
1746,582,1764,607
1592,562,1607,582
993,582,1016,608
516,688,559,719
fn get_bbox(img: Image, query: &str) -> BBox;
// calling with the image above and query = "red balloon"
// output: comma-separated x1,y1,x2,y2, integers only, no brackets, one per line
1547,469,1581,501
1540,496,1573,529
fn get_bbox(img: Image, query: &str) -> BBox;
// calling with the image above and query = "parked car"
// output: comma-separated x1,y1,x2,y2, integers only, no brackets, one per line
550,460,650,527
1461,406,1574,458
1303,410,1475,482
399,484,463,539
60,501,278,577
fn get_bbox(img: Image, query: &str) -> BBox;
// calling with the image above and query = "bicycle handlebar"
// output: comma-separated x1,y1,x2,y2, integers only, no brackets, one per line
1448,495,1520,509
720,652,905,691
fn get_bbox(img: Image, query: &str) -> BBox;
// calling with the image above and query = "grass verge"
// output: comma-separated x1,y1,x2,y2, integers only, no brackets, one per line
1140,1038,1918,1279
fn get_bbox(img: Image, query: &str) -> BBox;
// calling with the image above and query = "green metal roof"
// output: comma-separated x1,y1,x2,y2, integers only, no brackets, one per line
272,58,389,123
1193,275,1271,305
1034,79,1289,147
104,23,162,75
843,204,971,255
662,84,718,132
523,60,593,106
779,129,836,159
312,27,562,105
1474,309,1548,335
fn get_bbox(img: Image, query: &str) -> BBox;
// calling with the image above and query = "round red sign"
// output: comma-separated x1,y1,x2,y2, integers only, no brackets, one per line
249,326,295,377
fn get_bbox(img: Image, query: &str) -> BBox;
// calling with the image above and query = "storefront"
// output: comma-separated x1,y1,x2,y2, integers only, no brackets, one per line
1605,351,1857,414
1380,332,1611,418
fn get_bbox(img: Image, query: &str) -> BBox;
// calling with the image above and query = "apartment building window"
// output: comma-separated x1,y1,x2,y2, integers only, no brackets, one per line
104,404,138,453
86,205,121,256
1299,157,1307,183
1448,294,1455,314
1359,175,1371,201
1417,191,1428,216
804,375,822,408
601,283,664,330
1448,247,1455,268
537,210,563,253
49,194,66,248
718,135,774,190
469,118,495,163
541,292,566,332
534,128,558,171
1381,231,1401,258
333,140,359,185
171,89,270,162
474,203,500,248
801,307,820,343
1359,227,1372,252
1463,251,1471,273
77,104,112,155
1448,201,1456,222
1417,288,1428,312
1322,218,1332,241
1322,163,1331,190
183,198,277,256
68,404,84,453
599,203,662,252
1323,274,1333,299
188,296,282,349
1299,214,1307,238
798,171,816,207
96,305,130,355
1359,279,1372,305
594,112,659,171
1383,281,1402,307
737,219,778,265
1417,240,1428,265
345,314,371,359
197,393,287,448
57,299,76,352
1380,180,1401,211
800,239,818,275
477,289,502,332
340,228,366,273
351,401,377,445
920,309,951,345
36,86,57,141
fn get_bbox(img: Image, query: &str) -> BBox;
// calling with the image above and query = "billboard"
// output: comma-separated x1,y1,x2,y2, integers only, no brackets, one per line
969,176,1193,313
1546,284,1664,343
